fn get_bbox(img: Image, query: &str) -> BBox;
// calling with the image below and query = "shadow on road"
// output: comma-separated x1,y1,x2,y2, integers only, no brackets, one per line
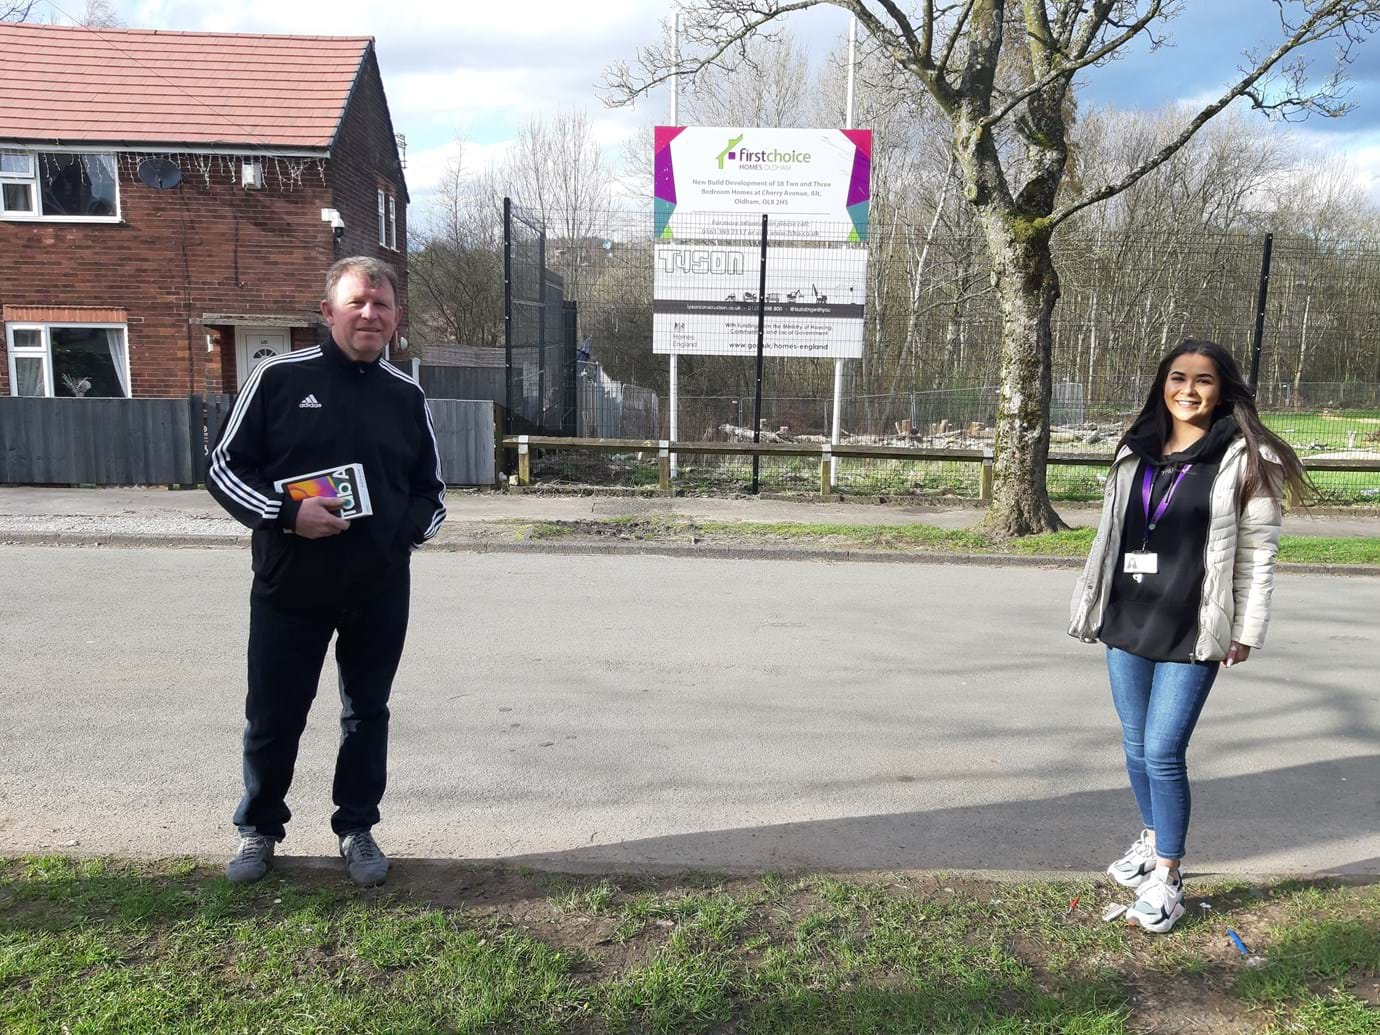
492,753,1380,878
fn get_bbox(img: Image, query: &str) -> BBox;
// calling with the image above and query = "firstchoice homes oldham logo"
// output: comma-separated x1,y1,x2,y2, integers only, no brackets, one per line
715,133,813,171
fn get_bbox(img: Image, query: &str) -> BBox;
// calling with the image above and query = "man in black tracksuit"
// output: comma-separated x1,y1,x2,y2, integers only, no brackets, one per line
208,256,446,886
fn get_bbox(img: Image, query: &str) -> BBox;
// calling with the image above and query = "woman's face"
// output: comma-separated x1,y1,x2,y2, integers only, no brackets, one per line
1162,352,1221,429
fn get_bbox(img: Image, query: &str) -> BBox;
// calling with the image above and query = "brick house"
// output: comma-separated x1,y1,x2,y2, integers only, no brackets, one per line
0,23,408,399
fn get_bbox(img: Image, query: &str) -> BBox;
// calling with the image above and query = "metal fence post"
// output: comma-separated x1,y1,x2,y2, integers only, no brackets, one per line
751,213,768,494
503,196,514,464
1249,231,1273,390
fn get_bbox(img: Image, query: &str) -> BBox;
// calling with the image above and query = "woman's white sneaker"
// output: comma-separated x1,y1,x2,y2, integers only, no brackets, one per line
1128,865,1185,934
1106,829,1157,888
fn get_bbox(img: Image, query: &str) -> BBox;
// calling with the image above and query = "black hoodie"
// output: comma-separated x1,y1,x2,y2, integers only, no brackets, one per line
1099,413,1240,662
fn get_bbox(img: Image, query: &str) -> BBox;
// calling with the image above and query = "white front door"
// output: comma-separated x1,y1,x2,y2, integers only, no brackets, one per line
236,328,290,387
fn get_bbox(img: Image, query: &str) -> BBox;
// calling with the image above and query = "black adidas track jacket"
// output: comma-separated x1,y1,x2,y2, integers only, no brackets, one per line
208,337,446,603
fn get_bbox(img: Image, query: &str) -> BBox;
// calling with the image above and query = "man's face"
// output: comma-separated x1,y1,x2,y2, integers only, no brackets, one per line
321,272,398,363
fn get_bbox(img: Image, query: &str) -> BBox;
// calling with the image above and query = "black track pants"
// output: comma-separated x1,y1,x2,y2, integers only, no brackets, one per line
233,564,410,840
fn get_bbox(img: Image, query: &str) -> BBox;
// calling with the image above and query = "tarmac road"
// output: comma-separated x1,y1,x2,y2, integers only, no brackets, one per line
2,544,1377,878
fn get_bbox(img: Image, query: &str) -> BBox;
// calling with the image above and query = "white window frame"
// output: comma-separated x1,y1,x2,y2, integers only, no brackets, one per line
0,151,38,216
377,188,387,246
387,193,397,250
0,148,121,223
5,322,131,398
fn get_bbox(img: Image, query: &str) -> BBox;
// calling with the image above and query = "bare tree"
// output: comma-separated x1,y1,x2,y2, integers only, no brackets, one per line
5,0,121,25
606,1,1380,534
409,141,506,348
503,109,614,300
73,0,122,27
682,28,815,126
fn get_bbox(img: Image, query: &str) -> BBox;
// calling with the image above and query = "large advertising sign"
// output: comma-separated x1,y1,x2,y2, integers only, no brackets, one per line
654,126,872,242
652,243,866,359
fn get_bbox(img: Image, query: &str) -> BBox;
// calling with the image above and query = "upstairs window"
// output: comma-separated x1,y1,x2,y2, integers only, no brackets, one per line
378,186,398,250
0,151,120,221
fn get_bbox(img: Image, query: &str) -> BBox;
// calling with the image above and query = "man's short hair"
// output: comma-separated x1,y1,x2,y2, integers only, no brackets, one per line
325,257,399,302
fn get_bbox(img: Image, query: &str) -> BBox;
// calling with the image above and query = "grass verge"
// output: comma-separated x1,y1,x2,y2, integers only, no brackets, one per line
2,857,1377,1034
506,518,1380,566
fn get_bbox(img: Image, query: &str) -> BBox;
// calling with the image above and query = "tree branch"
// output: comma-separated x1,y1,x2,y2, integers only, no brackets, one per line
1049,0,1380,230
602,1,822,106
1,0,37,20
1023,0,1057,77
874,0,927,63
935,0,978,82
980,2,1166,133
844,0,960,112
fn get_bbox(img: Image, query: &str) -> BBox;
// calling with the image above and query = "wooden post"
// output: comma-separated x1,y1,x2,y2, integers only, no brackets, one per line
517,435,530,487
979,447,994,503
659,440,671,491
819,444,832,497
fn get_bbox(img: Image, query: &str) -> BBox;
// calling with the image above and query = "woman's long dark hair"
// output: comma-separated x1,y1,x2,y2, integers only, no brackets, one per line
1116,339,1310,505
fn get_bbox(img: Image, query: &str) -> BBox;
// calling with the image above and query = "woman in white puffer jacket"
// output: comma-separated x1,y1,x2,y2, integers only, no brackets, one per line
1069,339,1308,934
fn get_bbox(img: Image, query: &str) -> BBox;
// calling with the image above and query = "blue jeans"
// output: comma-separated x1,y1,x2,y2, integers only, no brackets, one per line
1105,647,1218,860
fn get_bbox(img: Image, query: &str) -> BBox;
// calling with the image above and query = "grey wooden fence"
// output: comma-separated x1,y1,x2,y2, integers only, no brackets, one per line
1,394,496,487
210,394,495,486
428,399,496,485
419,365,505,407
0,396,202,485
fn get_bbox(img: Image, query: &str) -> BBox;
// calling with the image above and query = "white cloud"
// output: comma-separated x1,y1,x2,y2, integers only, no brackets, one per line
405,136,512,195
126,0,649,39
115,0,666,165
103,0,853,221
1281,125,1380,200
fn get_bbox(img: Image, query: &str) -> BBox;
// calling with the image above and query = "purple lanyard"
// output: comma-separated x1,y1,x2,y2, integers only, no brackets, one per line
1141,463,1192,545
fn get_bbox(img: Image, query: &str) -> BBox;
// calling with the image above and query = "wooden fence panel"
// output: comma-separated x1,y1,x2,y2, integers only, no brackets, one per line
0,394,493,487
0,397,199,485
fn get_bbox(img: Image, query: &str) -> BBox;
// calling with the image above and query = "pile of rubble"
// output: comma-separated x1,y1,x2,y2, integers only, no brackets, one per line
716,419,1125,450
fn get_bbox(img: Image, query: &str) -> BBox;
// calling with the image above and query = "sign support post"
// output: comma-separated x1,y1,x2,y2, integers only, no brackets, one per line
832,14,858,488
668,12,681,478
752,214,768,494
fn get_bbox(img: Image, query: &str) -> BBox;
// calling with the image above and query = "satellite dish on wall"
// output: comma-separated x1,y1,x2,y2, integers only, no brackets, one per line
138,157,182,190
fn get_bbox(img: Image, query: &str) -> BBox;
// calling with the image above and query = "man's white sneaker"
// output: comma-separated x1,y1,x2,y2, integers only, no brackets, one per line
226,832,274,883
1128,865,1185,934
1106,828,1157,888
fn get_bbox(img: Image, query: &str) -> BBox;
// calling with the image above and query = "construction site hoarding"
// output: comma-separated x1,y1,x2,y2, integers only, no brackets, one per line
653,126,871,242
652,243,865,359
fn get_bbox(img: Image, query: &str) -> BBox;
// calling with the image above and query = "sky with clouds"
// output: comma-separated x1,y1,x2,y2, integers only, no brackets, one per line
43,0,1380,205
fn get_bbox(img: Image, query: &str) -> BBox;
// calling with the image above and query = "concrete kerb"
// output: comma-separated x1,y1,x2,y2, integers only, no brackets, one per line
3,530,1378,577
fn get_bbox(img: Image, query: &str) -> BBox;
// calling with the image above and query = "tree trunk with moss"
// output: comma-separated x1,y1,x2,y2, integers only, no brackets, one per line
981,217,1066,535
949,4,1070,536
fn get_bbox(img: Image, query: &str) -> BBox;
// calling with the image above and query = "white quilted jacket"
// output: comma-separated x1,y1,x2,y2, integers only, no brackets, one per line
1068,437,1283,661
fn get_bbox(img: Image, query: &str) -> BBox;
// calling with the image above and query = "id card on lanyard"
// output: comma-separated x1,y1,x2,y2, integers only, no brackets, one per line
1124,463,1192,582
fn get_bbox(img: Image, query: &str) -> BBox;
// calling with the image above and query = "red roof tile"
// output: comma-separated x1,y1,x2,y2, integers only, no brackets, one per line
0,24,371,150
